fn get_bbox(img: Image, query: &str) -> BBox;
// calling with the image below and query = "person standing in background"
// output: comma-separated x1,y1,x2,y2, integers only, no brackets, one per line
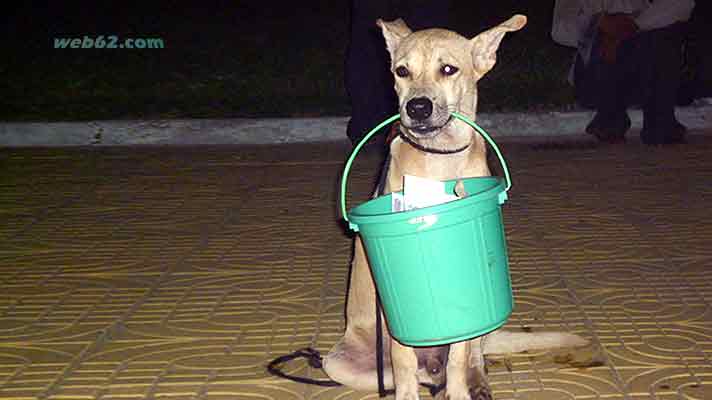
552,0,695,145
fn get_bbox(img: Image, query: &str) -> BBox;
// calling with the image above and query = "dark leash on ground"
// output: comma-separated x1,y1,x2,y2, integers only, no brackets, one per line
266,296,446,398
266,347,341,387
267,146,447,398
266,297,399,397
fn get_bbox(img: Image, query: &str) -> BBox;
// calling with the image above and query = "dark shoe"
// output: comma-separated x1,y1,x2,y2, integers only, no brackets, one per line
641,121,687,145
585,113,630,144
586,125,627,144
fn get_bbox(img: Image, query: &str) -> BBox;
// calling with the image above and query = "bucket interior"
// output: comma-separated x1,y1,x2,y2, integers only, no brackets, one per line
351,176,503,219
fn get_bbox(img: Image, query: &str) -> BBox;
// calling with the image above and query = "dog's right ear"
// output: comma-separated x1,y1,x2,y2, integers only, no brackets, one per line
377,18,412,57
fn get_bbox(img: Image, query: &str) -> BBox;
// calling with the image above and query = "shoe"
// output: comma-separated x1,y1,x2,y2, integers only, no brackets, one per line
641,121,687,146
585,113,630,144
586,126,627,144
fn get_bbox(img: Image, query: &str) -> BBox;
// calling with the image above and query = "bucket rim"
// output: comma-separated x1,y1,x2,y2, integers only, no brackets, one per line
395,314,511,347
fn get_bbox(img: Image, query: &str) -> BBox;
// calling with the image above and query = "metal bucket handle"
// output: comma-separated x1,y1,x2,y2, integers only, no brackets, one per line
340,112,512,231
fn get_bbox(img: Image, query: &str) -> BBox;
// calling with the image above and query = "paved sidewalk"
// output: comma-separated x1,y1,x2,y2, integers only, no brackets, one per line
1,138,711,399
1,103,710,145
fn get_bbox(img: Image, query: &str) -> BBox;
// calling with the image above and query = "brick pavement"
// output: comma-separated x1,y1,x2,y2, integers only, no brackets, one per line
1,138,711,399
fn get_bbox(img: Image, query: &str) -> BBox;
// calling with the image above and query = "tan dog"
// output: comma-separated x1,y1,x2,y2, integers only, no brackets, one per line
324,15,600,400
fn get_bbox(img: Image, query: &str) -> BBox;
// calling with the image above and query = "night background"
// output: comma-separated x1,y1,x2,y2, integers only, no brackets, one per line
1,3,712,399
2,1,709,122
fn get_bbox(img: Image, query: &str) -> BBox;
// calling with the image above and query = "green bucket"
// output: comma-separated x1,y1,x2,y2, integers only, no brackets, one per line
340,113,514,346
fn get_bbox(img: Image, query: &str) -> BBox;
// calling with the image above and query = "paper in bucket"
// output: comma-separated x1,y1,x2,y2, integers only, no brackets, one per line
390,174,460,212
340,113,514,346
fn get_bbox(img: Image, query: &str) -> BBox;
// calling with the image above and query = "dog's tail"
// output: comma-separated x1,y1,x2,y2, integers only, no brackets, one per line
483,329,589,354
482,329,605,368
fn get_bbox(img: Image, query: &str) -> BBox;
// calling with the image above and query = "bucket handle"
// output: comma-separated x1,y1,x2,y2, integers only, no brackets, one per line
340,112,512,230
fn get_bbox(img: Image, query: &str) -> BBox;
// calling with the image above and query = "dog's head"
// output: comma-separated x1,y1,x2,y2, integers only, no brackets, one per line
377,15,526,151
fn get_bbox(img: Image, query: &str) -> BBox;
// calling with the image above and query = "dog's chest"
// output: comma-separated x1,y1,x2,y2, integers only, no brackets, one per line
387,149,486,193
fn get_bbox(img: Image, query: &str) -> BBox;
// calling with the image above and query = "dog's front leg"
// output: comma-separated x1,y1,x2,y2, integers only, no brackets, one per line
466,337,492,400
391,338,420,400
442,340,471,400
438,338,491,400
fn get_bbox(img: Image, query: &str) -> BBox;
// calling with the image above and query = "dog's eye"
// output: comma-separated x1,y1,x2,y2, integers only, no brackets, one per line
440,64,459,76
395,66,410,78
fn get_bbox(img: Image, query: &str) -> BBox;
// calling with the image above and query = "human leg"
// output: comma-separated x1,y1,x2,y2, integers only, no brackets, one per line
345,1,397,146
631,23,687,145
575,26,631,143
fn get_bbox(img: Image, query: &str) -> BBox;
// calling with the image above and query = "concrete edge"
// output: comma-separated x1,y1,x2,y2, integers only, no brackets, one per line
1,104,710,146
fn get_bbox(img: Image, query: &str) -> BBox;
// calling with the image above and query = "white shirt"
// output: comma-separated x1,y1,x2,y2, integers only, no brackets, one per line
552,0,695,47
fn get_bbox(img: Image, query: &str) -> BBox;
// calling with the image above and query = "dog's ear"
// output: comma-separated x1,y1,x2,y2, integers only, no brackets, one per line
470,14,527,76
377,18,412,58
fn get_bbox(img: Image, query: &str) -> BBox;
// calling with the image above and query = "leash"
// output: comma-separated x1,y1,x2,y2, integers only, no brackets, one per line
267,136,447,397
267,154,395,397
264,294,400,397
374,155,391,398
266,348,342,387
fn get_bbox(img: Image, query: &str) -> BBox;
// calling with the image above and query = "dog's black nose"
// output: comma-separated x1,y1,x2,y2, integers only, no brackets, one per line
406,97,433,121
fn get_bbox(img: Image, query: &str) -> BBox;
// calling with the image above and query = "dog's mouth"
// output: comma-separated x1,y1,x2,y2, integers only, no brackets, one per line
402,116,454,137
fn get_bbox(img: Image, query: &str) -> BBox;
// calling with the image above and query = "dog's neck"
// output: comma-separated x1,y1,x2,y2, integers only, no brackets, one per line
385,126,489,193
397,127,471,155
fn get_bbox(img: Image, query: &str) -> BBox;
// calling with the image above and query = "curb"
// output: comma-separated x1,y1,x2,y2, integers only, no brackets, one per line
1,105,710,146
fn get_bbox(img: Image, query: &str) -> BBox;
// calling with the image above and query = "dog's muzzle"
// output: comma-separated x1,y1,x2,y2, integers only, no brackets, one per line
403,97,451,135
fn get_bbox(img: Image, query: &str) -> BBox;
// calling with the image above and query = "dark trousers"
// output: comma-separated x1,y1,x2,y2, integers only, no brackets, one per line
574,22,686,144
345,0,452,143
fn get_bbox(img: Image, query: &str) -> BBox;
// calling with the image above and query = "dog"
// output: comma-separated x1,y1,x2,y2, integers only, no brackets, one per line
324,15,601,400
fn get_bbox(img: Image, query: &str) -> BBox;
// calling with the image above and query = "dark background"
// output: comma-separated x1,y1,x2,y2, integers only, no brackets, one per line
2,1,709,122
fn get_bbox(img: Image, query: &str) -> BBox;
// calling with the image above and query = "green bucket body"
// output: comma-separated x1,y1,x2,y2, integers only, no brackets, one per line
349,177,513,346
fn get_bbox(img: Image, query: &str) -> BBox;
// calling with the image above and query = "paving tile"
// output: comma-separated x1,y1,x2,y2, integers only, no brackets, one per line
1,139,711,399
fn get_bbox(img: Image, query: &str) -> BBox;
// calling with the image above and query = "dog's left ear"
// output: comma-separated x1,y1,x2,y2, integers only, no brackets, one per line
470,14,527,76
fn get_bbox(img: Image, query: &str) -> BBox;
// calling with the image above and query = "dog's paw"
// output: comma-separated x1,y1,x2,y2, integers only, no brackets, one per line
442,387,492,400
468,386,493,400
441,385,492,400
395,391,420,400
